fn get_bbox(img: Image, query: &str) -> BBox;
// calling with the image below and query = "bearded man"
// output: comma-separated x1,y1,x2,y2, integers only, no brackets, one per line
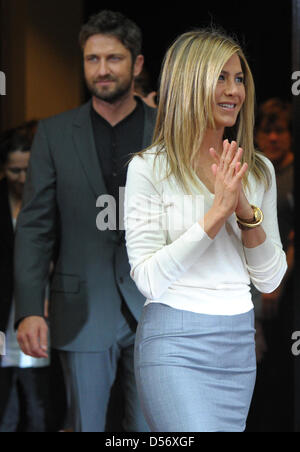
14,10,156,433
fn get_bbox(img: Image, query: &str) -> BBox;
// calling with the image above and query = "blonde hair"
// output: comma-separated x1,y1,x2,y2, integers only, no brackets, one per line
137,28,270,194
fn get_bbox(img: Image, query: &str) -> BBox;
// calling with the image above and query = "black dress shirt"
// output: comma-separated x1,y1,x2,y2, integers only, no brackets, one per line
91,98,144,230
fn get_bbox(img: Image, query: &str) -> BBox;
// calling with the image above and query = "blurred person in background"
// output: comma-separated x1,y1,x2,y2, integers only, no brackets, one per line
247,98,294,431
0,129,51,432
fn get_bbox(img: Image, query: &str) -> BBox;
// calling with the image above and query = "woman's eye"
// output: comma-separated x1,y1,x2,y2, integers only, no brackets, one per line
218,73,244,83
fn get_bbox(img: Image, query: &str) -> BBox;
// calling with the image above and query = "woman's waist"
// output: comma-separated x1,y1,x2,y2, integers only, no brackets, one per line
144,284,253,316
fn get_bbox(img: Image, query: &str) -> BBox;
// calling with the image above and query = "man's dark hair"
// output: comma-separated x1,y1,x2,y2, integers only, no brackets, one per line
256,98,292,133
79,10,142,62
0,129,31,168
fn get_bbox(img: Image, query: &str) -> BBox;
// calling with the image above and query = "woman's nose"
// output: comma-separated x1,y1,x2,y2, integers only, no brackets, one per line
224,79,239,96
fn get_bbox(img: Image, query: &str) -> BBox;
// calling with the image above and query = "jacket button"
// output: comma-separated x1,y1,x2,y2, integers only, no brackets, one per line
119,277,124,284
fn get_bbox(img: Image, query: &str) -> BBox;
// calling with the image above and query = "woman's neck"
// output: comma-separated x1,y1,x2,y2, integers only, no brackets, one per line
192,128,225,194
197,128,225,163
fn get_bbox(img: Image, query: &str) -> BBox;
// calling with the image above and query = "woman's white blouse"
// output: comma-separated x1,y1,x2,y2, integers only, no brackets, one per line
124,148,287,316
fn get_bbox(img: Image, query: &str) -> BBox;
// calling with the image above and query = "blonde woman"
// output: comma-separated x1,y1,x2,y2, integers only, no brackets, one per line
124,29,287,432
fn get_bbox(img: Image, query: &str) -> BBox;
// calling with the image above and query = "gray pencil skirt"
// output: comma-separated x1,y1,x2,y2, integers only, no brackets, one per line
134,303,256,432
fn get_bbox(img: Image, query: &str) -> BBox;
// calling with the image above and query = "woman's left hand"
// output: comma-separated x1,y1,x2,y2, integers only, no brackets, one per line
210,141,253,220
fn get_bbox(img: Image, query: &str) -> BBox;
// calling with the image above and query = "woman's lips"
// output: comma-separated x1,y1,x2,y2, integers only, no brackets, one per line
218,103,237,110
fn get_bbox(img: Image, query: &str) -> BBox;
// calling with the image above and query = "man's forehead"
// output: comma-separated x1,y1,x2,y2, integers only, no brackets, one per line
84,34,127,54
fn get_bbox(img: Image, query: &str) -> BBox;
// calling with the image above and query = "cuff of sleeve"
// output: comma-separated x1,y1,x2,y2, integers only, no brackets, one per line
166,222,213,272
181,221,213,244
244,237,276,269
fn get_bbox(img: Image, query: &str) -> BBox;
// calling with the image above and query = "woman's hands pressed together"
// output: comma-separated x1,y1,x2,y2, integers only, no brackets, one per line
199,139,248,239
209,139,251,220
200,139,266,248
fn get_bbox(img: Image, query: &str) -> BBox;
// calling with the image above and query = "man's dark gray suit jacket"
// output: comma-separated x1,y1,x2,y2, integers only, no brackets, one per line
14,99,157,352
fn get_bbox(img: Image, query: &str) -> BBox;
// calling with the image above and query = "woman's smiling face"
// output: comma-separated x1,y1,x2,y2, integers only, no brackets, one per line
213,53,246,130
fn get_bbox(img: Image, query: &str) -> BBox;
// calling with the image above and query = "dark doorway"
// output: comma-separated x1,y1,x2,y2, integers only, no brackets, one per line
83,2,292,105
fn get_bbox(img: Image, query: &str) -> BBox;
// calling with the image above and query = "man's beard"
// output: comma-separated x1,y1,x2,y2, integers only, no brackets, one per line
86,75,133,104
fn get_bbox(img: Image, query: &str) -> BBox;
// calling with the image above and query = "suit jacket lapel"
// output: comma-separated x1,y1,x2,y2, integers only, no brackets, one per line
72,100,156,198
72,100,107,198
142,102,156,149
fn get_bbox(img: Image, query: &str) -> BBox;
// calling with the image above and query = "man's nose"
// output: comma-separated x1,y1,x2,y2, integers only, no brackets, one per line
97,59,110,76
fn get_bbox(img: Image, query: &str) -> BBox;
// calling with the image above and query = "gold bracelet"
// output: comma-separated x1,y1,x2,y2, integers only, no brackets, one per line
236,205,264,230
